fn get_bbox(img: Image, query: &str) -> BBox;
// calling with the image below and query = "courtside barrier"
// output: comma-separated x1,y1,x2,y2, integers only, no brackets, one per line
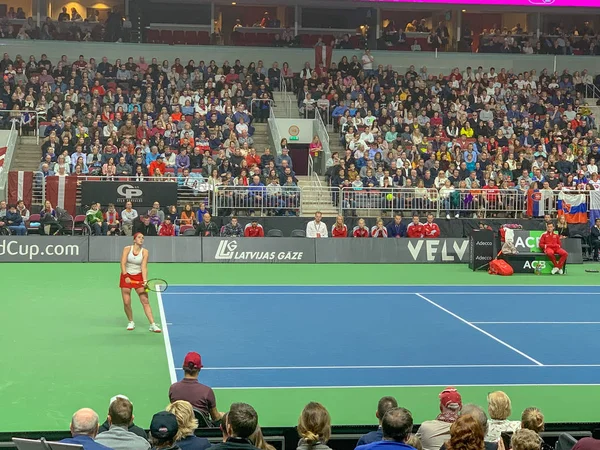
88,237,202,262
202,237,315,263
0,236,562,264
0,236,88,262
315,238,470,263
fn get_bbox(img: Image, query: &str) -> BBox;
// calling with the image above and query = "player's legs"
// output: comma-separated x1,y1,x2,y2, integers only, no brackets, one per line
121,288,133,320
556,248,568,269
544,247,559,267
136,287,161,332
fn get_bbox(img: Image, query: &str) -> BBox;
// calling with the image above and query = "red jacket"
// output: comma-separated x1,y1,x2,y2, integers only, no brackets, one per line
371,226,388,238
539,231,562,251
159,223,176,236
353,227,370,238
423,222,440,238
244,224,264,237
407,223,424,238
331,224,348,238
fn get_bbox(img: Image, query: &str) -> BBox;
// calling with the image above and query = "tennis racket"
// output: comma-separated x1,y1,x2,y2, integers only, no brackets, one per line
129,278,169,292
585,269,600,273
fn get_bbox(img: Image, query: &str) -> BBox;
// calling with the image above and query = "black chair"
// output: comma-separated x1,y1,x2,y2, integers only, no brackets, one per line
572,234,592,260
193,408,216,428
267,228,283,237
291,229,306,237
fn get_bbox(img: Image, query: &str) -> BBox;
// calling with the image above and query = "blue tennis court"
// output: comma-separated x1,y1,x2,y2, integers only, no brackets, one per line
158,285,600,388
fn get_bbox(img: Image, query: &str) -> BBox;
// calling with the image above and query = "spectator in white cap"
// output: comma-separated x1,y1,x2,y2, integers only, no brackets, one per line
98,395,147,437
416,387,462,450
96,396,150,450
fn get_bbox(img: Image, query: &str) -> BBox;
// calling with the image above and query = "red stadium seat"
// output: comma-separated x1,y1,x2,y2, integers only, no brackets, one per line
179,224,194,234
197,31,210,45
159,30,173,45
184,30,199,45
146,29,160,44
26,214,41,234
172,30,185,45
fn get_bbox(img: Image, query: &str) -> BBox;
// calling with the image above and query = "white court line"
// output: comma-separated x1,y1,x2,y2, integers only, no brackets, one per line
212,383,600,390
176,364,537,371
473,322,600,325
175,363,600,371
415,293,544,366
160,291,593,296
157,290,177,384
167,284,585,287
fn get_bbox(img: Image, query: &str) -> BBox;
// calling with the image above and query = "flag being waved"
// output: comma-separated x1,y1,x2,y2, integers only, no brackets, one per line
557,190,588,224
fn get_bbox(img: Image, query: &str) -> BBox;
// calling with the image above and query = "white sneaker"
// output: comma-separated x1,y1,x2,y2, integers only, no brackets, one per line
149,323,162,333
446,214,451,220
455,213,460,218
127,321,135,331
559,268,564,275
551,267,559,275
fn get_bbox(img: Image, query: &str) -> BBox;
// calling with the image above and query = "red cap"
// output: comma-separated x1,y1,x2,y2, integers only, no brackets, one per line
183,352,203,370
439,387,462,409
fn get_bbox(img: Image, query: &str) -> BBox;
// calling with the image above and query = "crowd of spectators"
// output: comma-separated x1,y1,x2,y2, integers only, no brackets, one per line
476,22,600,56
291,51,600,218
37,353,592,450
0,7,129,42
2,45,600,223
0,51,288,207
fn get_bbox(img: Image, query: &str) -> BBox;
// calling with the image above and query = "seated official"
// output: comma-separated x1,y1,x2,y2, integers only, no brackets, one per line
539,222,568,275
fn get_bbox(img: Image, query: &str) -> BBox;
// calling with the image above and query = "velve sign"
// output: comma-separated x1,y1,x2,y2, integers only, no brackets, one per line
407,239,469,262
204,238,315,263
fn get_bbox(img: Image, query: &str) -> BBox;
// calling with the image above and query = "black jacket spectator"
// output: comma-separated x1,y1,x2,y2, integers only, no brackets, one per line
195,220,219,237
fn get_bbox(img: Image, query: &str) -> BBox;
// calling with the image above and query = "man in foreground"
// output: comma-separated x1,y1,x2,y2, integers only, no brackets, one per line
61,408,112,450
356,407,414,450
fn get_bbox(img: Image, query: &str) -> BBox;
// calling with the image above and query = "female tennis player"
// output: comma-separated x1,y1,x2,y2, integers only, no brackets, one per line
120,232,161,333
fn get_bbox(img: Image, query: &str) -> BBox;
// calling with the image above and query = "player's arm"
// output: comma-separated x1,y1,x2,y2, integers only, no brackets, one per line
121,246,129,275
141,248,149,284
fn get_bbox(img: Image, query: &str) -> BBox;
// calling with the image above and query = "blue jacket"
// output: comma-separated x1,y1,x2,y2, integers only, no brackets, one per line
5,210,23,226
386,221,406,238
177,435,212,450
357,440,415,450
357,428,383,447
61,435,113,450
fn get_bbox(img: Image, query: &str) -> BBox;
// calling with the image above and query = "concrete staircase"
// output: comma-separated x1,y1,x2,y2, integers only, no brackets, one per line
11,136,41,171
251,122,271,153
272,91,297,119
297,176,339,217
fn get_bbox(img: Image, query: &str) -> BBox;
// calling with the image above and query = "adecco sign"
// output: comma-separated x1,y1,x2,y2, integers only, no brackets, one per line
203,238,315,263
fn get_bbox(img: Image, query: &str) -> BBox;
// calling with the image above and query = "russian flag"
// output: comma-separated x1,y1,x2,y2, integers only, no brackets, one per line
557,190,588,224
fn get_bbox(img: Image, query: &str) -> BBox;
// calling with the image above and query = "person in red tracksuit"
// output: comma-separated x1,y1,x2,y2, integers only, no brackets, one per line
371,218,388,238
331,215,348,237
244,220,264,237
423,213,441,238
406,215,424,238
539,222,568,274
353,218,370,237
